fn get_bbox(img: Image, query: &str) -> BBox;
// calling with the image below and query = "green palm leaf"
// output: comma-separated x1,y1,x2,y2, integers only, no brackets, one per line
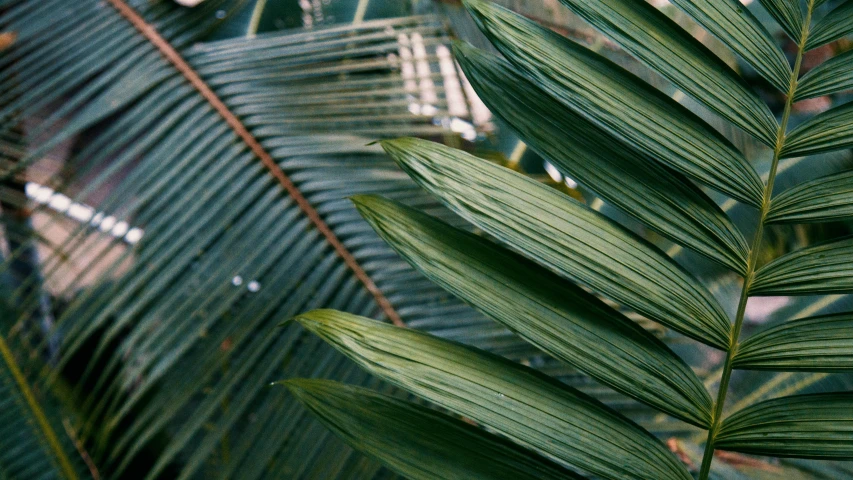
463,0,764,207
1,1,503,477
454,42,749,273
752,237,853,295
285,379,582,480
353,194,712,426
381,137,731,348
735,313,853,371
794,49,853,100
717,393,853,458
783,102,853,158
768,170,853,224
758,0,804,41
667,0,791,90
293,309,692,480
0,334,80,479
805,1,853,50
554,0,778,145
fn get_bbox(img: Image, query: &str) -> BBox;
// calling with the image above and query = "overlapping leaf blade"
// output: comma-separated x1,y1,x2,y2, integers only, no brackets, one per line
293,310,693,480
381,138,732,348
353,194,713,427
767,170,853,223
0,337,80,480
285,379,583,480
758,0,804,41
667,0,792,90
752,236,853,295
795,49,853,100
783,102,853,158
1,3,502,477
806,1,853,50
454,43,749,274
463,0,764,207
717,392,853,458
553,0,777,145
734,312,853,371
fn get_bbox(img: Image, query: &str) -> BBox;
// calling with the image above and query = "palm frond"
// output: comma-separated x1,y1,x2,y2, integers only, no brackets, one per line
0,0,519,477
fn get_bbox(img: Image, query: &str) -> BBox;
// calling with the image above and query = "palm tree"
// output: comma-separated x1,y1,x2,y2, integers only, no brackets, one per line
3,0,853,478
0,0,512,477
284,0,853,478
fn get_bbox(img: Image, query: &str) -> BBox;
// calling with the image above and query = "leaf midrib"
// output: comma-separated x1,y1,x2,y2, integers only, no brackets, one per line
697,1,816,477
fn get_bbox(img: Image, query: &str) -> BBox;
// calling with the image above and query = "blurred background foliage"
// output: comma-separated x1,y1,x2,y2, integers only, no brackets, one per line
1,0,852,478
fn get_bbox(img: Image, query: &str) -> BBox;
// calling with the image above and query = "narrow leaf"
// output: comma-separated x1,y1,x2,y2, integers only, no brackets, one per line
734,312,853,371
667,0,792,91
382,138,732,348
464,0,764,207
806,1,853,50
353,195,713,427
767,170,853,224
284,379,582,480
293,310,693,480
0,335,79,480
752,236,853,295
783,102,853,158
717,392,853,458
554,0,778,145
454,43,749,274
758,0,804,41
794,49,853,100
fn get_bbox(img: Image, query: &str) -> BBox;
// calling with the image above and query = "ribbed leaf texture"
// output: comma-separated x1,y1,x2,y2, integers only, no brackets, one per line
293,310,692,480
285,379,582,480
783,102,853,158
735,313,853,371
555,0,778,145
805,1,853,50
667,0,792,90
0,1,509,478
381,137,731,348
768,170,853,224
463,0,765,207
8,0,853,477
752,237,853,296
717,393,853,458
0,336,80,479
795,49,853,100
453,43,749,274
353,194,713,427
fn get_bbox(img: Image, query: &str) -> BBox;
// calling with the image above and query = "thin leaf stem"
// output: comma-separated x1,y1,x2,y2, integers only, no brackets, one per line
698,3,814,478
0,334,78,479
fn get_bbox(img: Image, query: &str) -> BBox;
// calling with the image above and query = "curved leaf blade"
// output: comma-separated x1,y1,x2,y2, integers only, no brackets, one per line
806,1,853,50
293,310,693,480
758,0,804,41
783,102,853,158
752,236,853,295
353,194,713,427
284,379,582,480
734,312,853,371
555,0,778,145
717,392,853,458
382,138,732,348
0,336,79,480
794,49,853,100
454,43,749,274
767,170,853,224
667,0,792,91
464,0,764,207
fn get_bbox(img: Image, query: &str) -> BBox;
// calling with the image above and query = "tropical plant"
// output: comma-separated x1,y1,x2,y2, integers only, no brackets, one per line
0,0,525,477
283,0,853,478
